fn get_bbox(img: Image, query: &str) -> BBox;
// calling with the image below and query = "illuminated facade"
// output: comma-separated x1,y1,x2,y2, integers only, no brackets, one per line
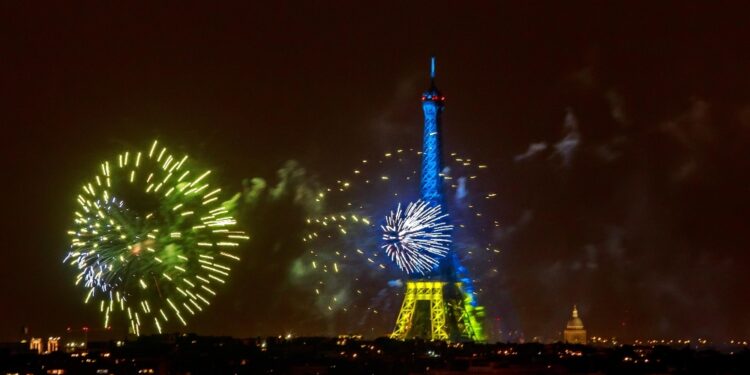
391,58,485,342
563,305,587,344
47,337,60,353
29,337,43,354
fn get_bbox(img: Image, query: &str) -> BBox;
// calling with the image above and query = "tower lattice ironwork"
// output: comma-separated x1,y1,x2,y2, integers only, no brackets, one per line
390,57,485,342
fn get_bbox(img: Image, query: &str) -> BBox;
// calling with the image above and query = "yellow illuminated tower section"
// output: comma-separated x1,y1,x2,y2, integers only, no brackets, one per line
390,58,485,342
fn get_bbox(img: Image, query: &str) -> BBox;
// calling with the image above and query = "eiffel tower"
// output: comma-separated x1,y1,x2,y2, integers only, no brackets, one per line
390,57,485,342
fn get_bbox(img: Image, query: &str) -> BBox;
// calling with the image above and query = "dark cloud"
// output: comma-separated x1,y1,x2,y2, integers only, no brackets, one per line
606,90,628,126
493,210,534,242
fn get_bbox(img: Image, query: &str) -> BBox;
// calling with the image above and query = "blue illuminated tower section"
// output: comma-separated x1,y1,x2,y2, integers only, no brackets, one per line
390,57,485,342
419,58,456,282
419,57,446,209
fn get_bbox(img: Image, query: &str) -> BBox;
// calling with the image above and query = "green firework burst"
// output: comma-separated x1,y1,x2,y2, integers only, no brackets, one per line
64,140,246,335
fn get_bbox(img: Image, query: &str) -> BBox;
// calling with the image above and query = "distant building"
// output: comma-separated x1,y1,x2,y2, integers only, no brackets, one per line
563,305,587,344
29,337,43,354
47,337,60,353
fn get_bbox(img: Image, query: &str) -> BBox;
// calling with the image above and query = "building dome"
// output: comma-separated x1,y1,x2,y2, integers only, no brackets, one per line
564,305,587,344
566,305,584,330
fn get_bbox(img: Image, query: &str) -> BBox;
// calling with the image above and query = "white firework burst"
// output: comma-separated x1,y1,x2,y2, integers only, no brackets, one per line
381,200,453,275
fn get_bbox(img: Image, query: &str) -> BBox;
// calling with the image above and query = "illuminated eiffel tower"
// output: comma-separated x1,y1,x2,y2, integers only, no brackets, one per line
390,58,485,342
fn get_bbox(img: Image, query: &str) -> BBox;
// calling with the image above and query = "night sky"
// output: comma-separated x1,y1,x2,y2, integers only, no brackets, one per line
3,2,750,342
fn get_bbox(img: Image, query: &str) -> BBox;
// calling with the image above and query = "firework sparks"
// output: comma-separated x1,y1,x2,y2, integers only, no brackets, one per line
64,140,246,335
381,200,452,275
297,147,498,321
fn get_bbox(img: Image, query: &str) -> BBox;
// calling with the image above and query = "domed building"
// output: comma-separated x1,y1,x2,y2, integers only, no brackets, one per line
563,305,587,344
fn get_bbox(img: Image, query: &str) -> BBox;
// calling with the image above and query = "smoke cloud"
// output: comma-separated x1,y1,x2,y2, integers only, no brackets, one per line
553,108,581,167
213,161,325,336
513,142,548,162
513,109,581,167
